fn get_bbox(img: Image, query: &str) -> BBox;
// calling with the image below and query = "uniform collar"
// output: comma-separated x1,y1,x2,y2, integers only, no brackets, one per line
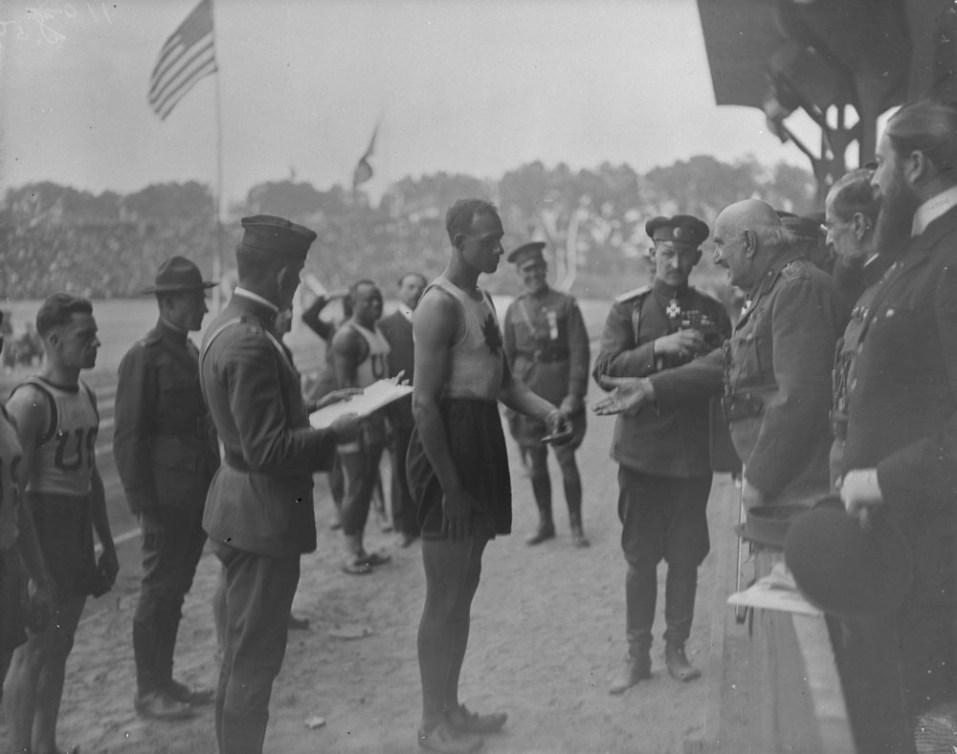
912,184,957,237
749,248,803,301
399,305,414,322
157,317,189,343
234,287,280,316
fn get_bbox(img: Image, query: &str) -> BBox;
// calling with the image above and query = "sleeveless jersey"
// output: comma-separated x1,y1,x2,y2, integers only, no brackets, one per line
11,377,98,497
424,276,504,401
346,322,391,388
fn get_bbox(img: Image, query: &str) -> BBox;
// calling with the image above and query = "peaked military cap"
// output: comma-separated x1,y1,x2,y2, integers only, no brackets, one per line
645,215,709,247
142,256,217,294
240,215,317,258
507,241,547,267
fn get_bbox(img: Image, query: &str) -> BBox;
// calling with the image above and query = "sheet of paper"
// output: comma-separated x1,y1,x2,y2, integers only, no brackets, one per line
308,379,413,429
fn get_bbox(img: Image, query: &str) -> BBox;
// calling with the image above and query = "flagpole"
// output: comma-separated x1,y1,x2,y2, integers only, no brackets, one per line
212,1,225,315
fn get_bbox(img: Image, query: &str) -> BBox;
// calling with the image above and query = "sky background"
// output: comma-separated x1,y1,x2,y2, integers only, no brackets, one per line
0,0,821,206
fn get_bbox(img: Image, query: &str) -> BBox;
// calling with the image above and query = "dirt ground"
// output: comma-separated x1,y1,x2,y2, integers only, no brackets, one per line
0,409,745,754
0,297,749,753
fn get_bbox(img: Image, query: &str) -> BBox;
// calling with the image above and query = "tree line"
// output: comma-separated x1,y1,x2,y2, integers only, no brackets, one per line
0,156,815,301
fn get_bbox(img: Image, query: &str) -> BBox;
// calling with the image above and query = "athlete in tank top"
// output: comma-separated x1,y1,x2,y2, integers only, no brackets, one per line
344,321,391,388
10,377,98,498
423,275,503,402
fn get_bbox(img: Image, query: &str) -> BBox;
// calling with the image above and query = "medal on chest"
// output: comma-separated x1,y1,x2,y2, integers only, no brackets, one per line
665,297,681,320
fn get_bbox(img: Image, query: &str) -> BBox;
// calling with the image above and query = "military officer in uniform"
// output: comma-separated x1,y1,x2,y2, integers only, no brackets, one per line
503,241,591,547
114,257,220,719
200,215,360,754
593,215,731,692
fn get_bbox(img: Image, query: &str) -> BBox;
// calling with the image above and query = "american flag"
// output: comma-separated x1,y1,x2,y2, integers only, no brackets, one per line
148,0,218,120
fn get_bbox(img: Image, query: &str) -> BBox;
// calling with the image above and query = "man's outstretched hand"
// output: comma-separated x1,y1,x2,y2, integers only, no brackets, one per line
592,376,655,416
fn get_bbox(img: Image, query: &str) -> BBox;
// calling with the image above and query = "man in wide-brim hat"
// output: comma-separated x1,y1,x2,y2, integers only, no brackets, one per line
114,256,221,720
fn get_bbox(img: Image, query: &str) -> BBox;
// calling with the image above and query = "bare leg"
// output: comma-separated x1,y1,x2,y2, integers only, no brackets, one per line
5,594,86,754
418,535,487,732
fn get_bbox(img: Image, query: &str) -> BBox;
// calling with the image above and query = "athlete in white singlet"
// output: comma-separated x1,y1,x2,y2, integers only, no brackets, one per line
4,294,117,754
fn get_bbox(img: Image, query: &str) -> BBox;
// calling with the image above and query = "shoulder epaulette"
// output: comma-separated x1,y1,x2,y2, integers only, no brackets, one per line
615,284,652,304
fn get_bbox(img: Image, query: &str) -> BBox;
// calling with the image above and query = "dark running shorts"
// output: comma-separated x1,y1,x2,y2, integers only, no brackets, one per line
406,398,512,539
27,492,96,602
0,547,27,654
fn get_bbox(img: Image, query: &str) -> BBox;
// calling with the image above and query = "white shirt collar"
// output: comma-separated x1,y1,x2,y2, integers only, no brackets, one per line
234,287,279,315
399,304,414,322
912,185,957,236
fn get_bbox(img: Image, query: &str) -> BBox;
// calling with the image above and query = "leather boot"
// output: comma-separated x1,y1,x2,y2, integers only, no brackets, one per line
608,649,651,694
156,608,215,706
133,619,159,695
665,642,701,682
568,511,590,548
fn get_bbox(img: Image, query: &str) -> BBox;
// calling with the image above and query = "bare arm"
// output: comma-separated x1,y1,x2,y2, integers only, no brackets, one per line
411,292,463,497
332,325,366,389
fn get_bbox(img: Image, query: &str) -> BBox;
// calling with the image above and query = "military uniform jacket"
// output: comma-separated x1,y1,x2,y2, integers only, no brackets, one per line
831,254,897,440
114,319,219,516
720,253,840,501
503,287,590,408
200,293,337,558
843,204,957,603
378,309,415,429
592,279,731,477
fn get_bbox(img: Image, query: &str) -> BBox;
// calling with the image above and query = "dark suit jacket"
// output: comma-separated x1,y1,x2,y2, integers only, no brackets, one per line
114,319,219,515
378,309,415,429
844,203,957,604
199,293,337,557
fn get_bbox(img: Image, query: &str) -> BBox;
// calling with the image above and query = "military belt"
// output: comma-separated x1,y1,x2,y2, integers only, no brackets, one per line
721,393,765,422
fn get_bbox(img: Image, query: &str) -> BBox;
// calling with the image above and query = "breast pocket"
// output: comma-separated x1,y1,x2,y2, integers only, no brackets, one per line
729,331,765,386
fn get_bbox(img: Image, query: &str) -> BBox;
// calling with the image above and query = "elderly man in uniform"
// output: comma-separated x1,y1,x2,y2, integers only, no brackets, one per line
200,215,359,754
503,241,590,548
593,215,731,691
838,99,957,750
379,272,427,548
114,257,220,720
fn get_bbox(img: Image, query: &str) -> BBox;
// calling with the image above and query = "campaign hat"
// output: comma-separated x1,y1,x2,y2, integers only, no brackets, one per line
240,214,317,259
507,241,547,268
142,256,217,294
784,495,913,619
734,503,810,550
645,215,709,247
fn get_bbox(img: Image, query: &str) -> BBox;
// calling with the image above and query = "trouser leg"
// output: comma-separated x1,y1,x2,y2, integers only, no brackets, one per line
618,467,666,655
212,541,300,754
136,506,207,689
662,475,711,647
